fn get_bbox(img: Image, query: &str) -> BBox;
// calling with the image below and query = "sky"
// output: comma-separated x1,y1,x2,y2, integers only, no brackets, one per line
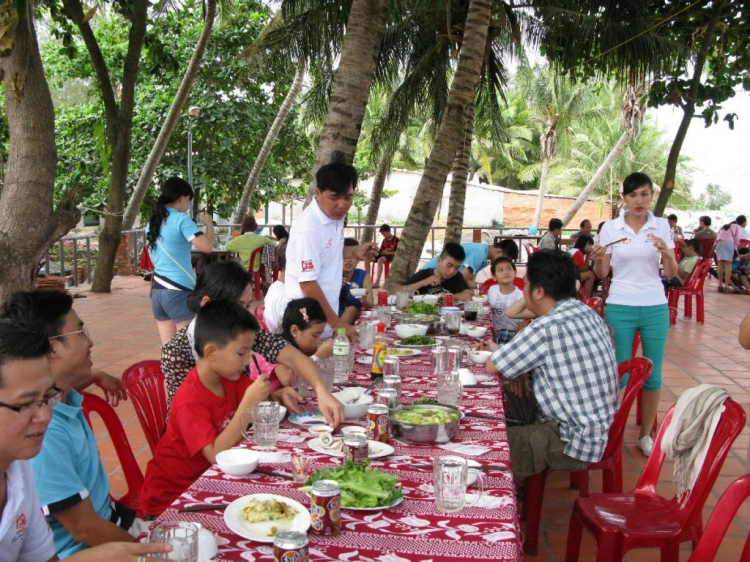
653,90,750,213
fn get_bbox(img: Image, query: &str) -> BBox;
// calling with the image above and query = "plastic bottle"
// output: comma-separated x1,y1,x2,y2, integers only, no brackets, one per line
333,327,350,384
370,322,387,379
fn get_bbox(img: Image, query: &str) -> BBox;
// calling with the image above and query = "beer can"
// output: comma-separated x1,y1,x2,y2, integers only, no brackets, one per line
443,294,454,307
310,480,341,536
343,433,368,465
273,529,309,562
367,404,390,442
377,388,399,410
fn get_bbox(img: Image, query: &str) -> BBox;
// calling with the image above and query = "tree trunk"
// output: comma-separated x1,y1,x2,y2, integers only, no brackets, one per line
561,130,630,226
385,0,492,290
531,156,551,229
122,0,218,231
91,0,149,293
303,0,391,207
360,149,393,243
0,13,59,303
653,1,724,216
233,61,306,223
445,97,475,244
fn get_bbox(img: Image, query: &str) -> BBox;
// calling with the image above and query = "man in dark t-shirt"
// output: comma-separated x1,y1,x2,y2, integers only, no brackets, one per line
398,242,473,301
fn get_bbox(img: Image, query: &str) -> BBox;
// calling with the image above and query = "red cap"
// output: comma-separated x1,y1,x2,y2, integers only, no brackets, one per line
376,322,386,332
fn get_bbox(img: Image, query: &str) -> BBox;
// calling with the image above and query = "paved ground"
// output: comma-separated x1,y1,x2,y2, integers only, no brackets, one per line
72,273,750,561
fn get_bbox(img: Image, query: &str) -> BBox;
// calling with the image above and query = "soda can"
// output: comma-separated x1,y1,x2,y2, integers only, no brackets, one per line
310,480,341,536
343,434,368,465
367,404,390,442
273,530,309,562
443,294,454,307
377,388,399,410
378,291,388,306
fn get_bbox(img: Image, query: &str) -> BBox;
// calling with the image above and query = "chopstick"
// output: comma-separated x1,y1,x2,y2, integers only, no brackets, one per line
254,469,294,480
604,237,628,248
179,503,228,512
464,412,523,423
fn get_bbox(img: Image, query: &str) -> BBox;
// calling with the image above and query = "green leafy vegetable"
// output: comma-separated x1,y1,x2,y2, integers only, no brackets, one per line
407,302,439,315
391,408,460,425
301,462,402,509
398,335,436,346
414,398,440,405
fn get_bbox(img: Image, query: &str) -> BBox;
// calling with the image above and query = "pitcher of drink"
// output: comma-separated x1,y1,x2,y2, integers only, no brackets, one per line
433,456,483,513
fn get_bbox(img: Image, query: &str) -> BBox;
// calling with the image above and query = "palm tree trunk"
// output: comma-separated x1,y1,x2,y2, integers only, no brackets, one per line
654,0,724,216
445,97,475,244
385,0,492,289
122,0,218,231
561,130,630,226
531,156,551,229
303,0,391,207
233,61,306,223
361,149,393,244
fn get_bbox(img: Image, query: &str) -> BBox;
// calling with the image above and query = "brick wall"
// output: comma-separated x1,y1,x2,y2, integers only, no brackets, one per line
503,191,611,228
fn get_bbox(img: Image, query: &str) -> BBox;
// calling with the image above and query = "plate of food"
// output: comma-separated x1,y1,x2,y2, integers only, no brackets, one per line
301,462,404,511
363,348,422,358
308,433,395,459
223,494,310,542
395,335,438,348
406,302,440,316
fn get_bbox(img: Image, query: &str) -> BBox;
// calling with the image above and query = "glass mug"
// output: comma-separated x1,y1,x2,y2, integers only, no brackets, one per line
358,322,376,350
437,369,462,407
444,313,461,335
252,401,280,448
396,291,410,310
316,358,335,392
433,456,483,514
149,521,199,561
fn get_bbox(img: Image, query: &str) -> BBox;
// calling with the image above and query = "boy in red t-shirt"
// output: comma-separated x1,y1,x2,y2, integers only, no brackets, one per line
141,300,270,516
373,224,399,288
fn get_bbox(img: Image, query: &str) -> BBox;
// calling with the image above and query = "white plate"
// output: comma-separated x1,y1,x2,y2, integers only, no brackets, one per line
395,339,439,348
223,493,311,543
288,412,327,426
308,438,395,459
356,356,373,365
363,348,422,357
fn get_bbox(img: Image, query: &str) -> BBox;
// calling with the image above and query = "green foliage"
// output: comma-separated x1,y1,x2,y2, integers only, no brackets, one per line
698,183,732,210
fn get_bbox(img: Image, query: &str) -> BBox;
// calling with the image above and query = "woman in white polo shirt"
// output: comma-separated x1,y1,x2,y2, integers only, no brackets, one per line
591,172,678,457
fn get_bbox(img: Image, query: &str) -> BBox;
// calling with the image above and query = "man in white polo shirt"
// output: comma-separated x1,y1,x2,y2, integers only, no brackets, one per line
278,163,376,338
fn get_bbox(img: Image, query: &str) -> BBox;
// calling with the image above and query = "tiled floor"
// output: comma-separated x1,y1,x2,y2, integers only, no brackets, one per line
72,273,750,561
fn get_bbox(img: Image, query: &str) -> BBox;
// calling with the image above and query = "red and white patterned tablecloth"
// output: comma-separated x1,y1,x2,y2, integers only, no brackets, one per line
150,309,522,561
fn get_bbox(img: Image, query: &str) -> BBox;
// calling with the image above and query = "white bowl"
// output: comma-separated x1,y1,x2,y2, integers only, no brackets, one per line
394,323,429,339
334,387,375,420
341,425,368,437
422,295,439,305
458,368,478,386
459,323,470,335
350,288,367,298
472,295,488,303
216,448,259,476
308,424,333,436
412,294,424,303
466,326,488,339
469,350,493,365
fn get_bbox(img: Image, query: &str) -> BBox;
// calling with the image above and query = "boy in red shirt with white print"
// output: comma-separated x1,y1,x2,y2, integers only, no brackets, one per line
141,300,270,516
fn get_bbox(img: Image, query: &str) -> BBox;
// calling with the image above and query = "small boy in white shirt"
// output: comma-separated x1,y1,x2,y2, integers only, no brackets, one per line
264,242,287,333
487,257,524,344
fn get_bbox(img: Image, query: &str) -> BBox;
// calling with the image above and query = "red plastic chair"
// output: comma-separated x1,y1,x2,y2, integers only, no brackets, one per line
565,398,746,562
370,260,390,283
522,358,652,554
122,360,167,454
513,277,525,290
583,297,603,314
740,239,750,250
699,239,716,261
82,392,144,513
688,474,750,561
667,258,712,325
254,305,268,331
479,279,497,295
248,245,277,301
523,242,538,258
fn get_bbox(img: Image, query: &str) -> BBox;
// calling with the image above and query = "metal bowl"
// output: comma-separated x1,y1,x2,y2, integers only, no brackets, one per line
389,404,462,444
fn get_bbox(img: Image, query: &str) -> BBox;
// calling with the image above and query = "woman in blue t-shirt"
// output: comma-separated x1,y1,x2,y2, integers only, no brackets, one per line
145,178,214,343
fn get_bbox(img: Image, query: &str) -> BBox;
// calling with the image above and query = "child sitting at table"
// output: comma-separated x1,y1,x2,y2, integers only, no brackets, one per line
663,238,701,289
487,257,525,344
281,298,333,360
141,300,271,516
730,247,750,293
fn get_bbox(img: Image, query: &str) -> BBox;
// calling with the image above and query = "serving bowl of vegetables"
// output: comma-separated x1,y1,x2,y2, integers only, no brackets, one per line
389,404,462,444
394,323,429,339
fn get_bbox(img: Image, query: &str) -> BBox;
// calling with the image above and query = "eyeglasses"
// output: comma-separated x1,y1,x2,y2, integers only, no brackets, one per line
49,327,90,341
0,386,62,415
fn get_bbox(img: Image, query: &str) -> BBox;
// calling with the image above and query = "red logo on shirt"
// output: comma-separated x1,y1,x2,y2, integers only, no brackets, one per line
621,238,632,245
647,233,656,240
325,238,332,249
301,260,315,272
16,514,26,534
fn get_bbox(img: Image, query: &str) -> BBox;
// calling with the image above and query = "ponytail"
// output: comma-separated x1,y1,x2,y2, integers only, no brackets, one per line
722,221,736,232
146,177,194,250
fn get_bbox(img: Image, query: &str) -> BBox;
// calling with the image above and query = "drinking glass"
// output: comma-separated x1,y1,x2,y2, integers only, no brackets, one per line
317,358,335,392
446,345,467,371
432,456,483,514
444,313,461,335
358,322,376,350
252,401,280,448
431,346,447,376
240,408,254,443
291,371,309,401
149,521,199,561
383,356,400,378
437,370,462,407
291,454,310,484
382,374,402,400
375,307,391,327
396,291,410,310
464,301,479,322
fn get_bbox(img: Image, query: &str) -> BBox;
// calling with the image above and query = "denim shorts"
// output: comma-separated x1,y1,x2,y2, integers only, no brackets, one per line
151,288,194,323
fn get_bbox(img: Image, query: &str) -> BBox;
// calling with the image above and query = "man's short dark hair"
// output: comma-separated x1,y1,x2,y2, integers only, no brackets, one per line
739,247,750,256
494,239,519,261
0,320,50,387
316,162,358,195
526,250,578,301
0,290,73,339
439,242,465,262
685,239,701,253
701,216,712,227
491,256,516,275
344,238,359,247
548,218,563,232
380,224,391,233
667,214,678,222
187,261,252,313
580,219,591,228
194,300,259,358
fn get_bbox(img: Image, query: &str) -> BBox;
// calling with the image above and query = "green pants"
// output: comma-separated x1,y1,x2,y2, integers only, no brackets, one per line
605,303,669,392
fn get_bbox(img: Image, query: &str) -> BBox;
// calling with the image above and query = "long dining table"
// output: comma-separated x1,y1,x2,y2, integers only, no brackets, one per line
147,305,522,561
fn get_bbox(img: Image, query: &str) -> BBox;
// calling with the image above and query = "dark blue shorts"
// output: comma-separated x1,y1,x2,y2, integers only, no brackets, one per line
151,288,194,323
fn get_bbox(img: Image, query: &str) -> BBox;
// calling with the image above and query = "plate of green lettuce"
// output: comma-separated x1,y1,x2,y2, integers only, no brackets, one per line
301,461,403,510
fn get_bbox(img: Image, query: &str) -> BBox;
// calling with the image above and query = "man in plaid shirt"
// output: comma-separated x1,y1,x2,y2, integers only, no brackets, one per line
480,250,618,482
